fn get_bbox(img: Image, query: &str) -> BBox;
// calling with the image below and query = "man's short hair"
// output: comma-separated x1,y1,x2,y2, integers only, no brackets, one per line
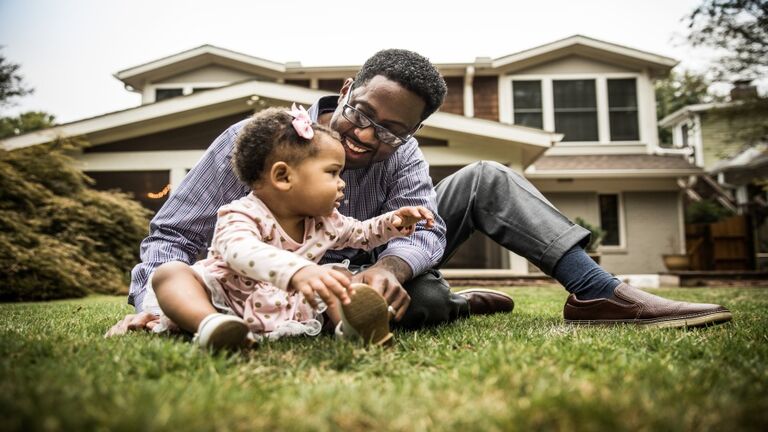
354,49,447,121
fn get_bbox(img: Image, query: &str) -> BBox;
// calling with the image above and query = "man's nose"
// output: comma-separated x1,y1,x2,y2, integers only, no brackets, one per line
352,124,377,145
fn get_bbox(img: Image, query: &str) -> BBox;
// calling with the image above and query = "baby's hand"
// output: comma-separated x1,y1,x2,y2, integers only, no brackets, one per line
392,206,435,235
289,265,352,308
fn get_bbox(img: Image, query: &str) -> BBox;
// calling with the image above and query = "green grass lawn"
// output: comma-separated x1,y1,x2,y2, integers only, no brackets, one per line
1,286,767,431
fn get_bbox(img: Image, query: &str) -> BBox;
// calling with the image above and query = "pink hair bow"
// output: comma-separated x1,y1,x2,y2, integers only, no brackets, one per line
287,103,314,139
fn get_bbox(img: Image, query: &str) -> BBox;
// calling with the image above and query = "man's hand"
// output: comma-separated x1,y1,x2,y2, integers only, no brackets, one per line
353,256,412,321
104,312,160,338
289,265,352,309
391,206,434,235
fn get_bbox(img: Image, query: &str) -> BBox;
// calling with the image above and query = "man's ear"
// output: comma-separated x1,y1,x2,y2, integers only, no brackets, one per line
269,161,293,191
338,78,354,103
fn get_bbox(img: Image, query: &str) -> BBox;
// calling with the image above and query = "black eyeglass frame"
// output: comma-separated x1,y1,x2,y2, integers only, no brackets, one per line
341,89,422,148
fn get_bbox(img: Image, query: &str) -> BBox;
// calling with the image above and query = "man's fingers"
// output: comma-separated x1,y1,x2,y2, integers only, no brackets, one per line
104,315,133,338
126,312,154,331
394,294,410,322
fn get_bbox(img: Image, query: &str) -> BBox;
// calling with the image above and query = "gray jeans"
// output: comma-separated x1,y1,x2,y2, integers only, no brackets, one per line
390,161,590,329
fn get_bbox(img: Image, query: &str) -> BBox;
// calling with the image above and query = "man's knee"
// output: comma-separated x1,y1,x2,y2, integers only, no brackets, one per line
151,261,193,292
399,270,467,329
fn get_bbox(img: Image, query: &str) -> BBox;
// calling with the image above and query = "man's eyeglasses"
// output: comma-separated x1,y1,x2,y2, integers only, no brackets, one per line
341,91,421,148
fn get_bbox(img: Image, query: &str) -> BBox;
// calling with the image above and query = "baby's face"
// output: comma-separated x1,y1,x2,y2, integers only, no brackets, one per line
290,133,346,217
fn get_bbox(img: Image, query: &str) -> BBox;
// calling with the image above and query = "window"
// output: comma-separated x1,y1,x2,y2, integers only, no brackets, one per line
512,80,543,128
599,194,620,246
680,123,690,148
155,88,184,101
607,79,639,141
553,79,598,141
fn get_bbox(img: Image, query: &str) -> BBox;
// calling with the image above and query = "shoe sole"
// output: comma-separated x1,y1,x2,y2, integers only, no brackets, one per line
339,283,394,346
565,310,733,328
203,319,251,350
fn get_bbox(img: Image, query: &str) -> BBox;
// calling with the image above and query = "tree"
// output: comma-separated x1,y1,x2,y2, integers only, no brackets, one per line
686,0,768,79
0,50,32,107
0,111,56,139
684,0,768,149
0,50,56,137
655,70,722,145
0,52,151,301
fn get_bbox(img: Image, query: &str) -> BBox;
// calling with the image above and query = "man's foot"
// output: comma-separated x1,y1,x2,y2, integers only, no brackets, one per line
337,283,394,346
563,283,732,328
456,288,514,315
194,313,252,350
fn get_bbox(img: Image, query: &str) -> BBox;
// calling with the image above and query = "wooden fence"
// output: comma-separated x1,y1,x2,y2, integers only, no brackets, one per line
686,215,754,270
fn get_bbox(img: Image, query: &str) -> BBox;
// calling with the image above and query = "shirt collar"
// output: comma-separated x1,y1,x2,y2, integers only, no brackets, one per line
308,95,339,122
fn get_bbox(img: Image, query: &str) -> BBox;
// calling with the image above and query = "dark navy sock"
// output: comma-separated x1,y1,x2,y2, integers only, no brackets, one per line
552,245,620,300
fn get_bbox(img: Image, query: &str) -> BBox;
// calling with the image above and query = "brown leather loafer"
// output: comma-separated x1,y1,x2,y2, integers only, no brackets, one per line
456,288,514,315
564,283,732,328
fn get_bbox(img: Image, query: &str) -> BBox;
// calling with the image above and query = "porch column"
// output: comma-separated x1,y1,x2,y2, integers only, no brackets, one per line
463,66,475,117
170,167,188,192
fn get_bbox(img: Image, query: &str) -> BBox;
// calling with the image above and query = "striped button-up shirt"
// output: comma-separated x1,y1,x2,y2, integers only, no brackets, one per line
129,96,447,311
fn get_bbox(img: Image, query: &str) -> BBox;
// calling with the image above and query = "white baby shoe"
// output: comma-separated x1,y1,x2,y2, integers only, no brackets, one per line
193,313,252,350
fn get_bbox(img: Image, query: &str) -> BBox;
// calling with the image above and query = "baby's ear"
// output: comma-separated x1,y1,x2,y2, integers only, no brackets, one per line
269,161,292,191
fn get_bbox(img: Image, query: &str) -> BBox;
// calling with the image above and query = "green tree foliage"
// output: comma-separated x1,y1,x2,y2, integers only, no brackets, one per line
655,71,722,145
684,0,768,148
686,0,768,79
0,111,56,139
0,50,32,107
0,138,151,301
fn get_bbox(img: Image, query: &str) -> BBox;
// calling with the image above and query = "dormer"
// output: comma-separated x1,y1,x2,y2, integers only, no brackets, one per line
492,35,677,155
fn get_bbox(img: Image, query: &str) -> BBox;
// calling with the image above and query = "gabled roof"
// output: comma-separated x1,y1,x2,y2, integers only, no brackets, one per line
114,35,678,92
658,102,735,128
115,45,289,90
490,35,678,75
0,79,559,167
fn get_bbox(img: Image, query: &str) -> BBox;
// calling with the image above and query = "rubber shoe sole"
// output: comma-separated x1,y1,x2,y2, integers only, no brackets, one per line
338,283,394,346
565,310,733,328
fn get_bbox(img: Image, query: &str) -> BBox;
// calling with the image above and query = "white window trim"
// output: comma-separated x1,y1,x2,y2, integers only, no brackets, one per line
598,192,627,251
499,73,643,145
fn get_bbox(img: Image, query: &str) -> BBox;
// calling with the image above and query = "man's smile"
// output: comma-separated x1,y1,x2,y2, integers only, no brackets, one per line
343,136,373,154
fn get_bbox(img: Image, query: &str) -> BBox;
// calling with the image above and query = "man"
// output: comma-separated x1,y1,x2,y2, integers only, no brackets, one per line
106,49,731,337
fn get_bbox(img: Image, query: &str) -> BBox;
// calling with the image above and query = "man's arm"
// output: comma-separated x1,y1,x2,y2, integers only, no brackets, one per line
129,122,249,312
106,121,250,337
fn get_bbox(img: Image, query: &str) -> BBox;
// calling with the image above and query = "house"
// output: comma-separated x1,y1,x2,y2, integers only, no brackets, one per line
1,35,700,275
659,82,768,270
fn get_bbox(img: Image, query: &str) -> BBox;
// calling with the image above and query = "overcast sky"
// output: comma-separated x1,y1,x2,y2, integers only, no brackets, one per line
1,0,719,123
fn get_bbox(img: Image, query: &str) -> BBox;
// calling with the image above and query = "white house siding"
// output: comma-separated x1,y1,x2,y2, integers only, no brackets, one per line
537,189,681,274
160,65,259,85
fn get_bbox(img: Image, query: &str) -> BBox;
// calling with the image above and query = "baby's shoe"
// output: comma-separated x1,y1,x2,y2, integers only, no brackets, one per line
336,283,394,346
193,313,252,350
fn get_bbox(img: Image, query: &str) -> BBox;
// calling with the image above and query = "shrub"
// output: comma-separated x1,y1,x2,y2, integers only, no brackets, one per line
0,138,151,301
574,217,605,253
685,199,733,224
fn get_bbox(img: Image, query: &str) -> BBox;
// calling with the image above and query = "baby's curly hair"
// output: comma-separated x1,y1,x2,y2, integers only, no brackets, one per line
232,107,339,185
354,49,447,121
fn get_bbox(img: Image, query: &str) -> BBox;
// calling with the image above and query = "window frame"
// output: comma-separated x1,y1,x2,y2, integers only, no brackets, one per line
500,73,644,145
597,192,626,250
